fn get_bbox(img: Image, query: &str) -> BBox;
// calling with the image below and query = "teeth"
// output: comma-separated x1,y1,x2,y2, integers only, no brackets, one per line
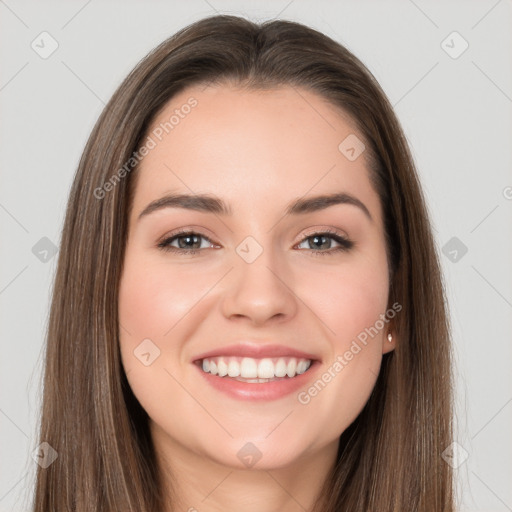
217,359,228,377
240,357,258,378
227,360,240,377
275,358,287,377
258,358,274,379
286,358,297,377
297,360,308,374
234,377,280,383
199,356,312,379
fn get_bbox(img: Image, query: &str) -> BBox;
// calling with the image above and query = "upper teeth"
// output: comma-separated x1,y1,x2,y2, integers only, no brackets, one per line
201,356,311,379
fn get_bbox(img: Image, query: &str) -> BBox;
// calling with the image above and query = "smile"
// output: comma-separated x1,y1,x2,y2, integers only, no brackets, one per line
194,356,321,402
200,356,312,382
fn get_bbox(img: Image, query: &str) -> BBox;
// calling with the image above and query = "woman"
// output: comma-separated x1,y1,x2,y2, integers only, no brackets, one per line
33,14,454,511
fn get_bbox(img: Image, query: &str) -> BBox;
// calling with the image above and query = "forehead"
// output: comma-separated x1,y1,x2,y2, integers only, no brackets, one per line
132,84,381,224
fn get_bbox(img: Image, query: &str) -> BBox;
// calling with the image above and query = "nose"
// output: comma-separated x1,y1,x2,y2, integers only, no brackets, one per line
220,247,298,326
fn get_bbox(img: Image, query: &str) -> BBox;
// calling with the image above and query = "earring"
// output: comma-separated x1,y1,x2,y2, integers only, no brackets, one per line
387,333,393,342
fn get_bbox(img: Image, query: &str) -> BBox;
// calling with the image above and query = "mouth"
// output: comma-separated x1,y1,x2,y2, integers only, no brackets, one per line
192,345,320,401
197,356,313,383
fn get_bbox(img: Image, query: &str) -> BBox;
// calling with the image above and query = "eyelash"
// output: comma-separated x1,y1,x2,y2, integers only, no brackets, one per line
157,228,354,257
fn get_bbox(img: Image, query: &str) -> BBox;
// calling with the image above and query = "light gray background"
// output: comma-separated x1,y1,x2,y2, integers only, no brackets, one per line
1,1,511,511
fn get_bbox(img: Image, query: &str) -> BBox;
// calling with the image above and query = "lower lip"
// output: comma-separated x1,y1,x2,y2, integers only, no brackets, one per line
194,361,320,401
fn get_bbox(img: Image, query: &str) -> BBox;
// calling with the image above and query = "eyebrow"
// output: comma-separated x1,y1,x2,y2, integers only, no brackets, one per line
137,192,372,221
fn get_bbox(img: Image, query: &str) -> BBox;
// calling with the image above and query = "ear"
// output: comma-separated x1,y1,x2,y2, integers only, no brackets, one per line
382,321,396,354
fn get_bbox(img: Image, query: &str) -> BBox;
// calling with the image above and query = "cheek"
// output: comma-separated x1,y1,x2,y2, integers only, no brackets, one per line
117,251,209,425
117,249,225,405
118,252,212,342
299,256,389,345
292,257,389,428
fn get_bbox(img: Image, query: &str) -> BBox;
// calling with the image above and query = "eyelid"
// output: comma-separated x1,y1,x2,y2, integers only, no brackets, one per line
157,226,353,256
158,226,349,247
157,226,220,246
295,226,349,243
293,227,354,255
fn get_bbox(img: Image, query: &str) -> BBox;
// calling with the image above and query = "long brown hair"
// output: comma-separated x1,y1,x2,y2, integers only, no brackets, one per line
33,14,454,511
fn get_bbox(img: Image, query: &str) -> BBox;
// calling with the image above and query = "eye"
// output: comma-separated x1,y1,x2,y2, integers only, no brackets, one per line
157,230,217,255
157,229,354,256
295,230,354,256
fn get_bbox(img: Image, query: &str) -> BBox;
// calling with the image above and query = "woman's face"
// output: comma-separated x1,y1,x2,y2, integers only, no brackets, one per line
118,84,395,470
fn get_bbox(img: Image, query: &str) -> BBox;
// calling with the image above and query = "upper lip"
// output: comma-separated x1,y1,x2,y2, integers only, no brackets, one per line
193,342,320,362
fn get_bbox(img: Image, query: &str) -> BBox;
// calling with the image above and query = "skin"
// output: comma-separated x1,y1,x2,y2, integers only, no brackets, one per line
118,84,396,512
